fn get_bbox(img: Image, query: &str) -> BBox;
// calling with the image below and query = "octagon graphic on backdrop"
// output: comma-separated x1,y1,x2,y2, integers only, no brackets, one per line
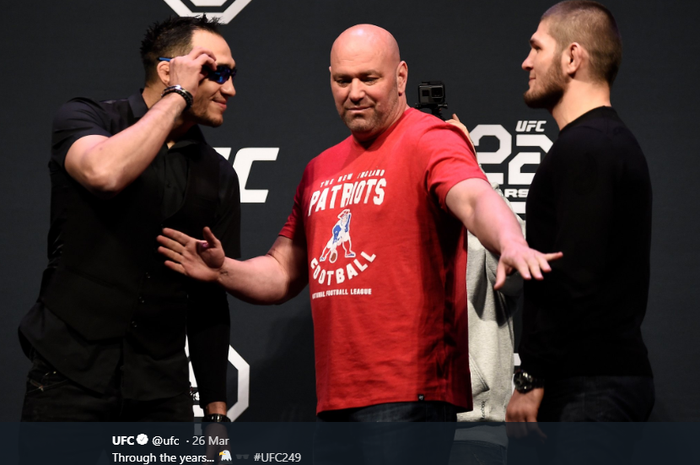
162,0,252,24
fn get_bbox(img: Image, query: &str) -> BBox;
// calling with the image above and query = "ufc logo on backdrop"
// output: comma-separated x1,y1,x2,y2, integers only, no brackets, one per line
470,121,552,215
162,0,253,24
215,147,279,204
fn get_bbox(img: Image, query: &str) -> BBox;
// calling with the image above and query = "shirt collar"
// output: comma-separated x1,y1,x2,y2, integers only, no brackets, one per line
128,92,149,120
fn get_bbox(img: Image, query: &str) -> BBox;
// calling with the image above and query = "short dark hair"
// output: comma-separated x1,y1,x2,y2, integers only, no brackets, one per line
140,15,222,84
542,1,622,86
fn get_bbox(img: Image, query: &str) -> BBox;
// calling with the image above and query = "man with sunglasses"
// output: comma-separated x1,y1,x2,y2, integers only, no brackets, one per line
18,16,240,422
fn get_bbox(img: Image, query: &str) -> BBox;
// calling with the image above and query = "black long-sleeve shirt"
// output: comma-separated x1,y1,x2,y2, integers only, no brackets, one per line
520,106,653,379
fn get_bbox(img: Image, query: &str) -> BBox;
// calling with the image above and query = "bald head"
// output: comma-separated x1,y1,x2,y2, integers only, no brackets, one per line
329,25,408,143
331,24,401,68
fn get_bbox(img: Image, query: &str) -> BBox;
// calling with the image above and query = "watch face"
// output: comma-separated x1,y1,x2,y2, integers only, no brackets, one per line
514,371,533,393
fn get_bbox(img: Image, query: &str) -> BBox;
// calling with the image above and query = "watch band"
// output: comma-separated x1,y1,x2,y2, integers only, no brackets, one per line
514,368,545,393
161,85,193,111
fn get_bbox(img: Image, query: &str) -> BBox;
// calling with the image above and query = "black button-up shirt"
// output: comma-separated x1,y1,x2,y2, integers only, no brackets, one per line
20,93,240,403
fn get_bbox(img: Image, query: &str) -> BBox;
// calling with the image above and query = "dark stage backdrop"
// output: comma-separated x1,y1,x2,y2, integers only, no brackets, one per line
0,0,697,421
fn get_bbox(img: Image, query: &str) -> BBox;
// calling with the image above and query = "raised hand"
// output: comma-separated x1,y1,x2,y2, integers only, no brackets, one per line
157,227,225,282
164,46,217,98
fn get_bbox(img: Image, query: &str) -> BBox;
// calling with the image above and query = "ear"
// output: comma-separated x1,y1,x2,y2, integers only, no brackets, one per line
563,42,585,77
396,61,408,96
156,60,171,87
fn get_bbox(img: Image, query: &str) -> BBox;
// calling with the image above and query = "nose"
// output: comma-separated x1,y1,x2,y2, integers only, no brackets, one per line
348,79,364,102
522,50,534,71
221,76,236,98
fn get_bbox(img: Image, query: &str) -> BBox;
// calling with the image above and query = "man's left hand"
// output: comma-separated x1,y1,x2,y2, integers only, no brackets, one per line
495,242,562,289
506,388,546,440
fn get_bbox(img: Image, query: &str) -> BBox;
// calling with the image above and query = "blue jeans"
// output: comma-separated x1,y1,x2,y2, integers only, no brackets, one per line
535,376,654,465
314,401,457,465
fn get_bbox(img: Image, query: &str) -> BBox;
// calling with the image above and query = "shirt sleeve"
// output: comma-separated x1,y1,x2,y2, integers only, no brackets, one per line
51,98,112,168
279,165,309,248
420,124,488,211
186,154,241,408
213,157,242,259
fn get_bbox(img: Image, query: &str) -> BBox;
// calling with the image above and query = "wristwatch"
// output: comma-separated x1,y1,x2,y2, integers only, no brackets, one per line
513,368,545,393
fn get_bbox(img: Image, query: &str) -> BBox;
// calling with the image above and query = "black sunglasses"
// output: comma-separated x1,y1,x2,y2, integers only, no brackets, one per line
158,57,236,85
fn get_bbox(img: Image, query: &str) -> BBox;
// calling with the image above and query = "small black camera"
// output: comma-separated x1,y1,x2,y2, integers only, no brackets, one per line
415,81,448,119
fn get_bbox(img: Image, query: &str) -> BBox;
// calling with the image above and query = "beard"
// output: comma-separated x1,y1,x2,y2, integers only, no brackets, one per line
339,82,401,142
523,61,565,110
342,108,381,135
187,95,225,128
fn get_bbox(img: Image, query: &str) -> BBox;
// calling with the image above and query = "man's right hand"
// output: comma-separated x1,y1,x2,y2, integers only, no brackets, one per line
163,46,217,98
158,227,225,282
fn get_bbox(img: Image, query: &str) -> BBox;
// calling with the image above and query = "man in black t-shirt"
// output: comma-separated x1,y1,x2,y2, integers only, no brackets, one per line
19,16,240,422
506,0,654,441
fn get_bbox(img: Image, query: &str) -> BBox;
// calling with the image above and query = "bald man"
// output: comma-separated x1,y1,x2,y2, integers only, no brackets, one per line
158,24,561,423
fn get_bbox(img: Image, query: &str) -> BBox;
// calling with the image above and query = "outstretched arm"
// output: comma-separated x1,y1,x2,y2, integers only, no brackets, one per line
446,178,562,289
158,227,308,304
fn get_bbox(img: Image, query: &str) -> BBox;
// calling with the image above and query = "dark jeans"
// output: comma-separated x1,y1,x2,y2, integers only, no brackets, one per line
314,401,457,465
535,375,655,465
19,351,195,464
21,350,193,422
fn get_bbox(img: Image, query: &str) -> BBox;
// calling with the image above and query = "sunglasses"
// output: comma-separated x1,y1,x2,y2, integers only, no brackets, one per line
158,57,236,85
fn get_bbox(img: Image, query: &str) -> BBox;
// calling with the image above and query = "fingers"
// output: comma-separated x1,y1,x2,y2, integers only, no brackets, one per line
157,234,185,254
161,227,190,244
163,259,186,275
165,47,217,95
525,250,563,280
452,113,461,122
161,227,201,247
494,261,507,289
512,256,533,281
188,46,217,68
158,245,183,263
503,248,562,285
526,255,544,280
202,226,222,247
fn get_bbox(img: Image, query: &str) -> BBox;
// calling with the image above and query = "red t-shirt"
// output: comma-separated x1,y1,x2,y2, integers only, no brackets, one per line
280,108,487,413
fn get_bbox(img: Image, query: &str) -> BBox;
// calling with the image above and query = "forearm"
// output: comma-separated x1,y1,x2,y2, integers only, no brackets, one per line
448,179,527,255
68,93,186,196
217,254,305,305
